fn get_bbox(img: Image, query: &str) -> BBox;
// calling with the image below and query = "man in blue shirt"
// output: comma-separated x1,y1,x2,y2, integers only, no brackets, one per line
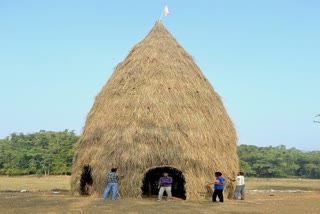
207,171,225,203
157,172,173,201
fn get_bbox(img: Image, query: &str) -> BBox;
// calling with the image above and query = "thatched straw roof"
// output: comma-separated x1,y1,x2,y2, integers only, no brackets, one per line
71,20,238,200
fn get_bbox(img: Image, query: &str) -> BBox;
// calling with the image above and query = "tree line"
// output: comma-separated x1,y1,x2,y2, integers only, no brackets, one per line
0,130,78,175
0,130,319,178
238,145,320,178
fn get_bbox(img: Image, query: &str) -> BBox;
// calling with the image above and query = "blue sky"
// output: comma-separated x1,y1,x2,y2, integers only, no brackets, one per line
1,0,319,151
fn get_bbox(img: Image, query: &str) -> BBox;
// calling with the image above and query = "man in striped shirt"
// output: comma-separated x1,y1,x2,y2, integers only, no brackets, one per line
101,168,123,200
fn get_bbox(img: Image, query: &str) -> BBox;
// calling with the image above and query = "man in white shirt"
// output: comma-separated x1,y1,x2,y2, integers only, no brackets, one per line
229,171,245,200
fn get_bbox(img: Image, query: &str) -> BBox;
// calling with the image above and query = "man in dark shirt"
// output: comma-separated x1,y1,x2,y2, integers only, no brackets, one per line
158,172,173,201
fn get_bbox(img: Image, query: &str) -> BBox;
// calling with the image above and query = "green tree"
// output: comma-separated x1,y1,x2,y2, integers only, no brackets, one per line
0,130,78,176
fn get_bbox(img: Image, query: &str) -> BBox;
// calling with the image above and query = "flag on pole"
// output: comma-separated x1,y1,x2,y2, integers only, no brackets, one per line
163,5,169,16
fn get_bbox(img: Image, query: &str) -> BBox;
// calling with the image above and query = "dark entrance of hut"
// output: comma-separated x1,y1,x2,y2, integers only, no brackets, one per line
141,166,186,200
79,165,93,195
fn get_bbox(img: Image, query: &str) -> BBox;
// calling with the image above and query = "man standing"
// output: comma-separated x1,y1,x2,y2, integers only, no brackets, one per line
158,172,173,201
101,168,123,200
207,171,225,203
229,171,245,200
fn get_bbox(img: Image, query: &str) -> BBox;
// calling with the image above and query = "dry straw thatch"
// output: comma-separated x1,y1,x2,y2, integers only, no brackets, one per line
71,20,239,200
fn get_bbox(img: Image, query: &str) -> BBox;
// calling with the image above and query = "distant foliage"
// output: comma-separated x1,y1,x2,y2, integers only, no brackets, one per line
0,131,319,178
238,145,320,178
0,130,78,175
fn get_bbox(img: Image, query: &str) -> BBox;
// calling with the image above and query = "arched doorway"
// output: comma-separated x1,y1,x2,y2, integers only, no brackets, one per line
141,166,186,200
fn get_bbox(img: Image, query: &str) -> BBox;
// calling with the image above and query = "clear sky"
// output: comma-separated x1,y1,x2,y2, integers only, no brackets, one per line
1,0,319,151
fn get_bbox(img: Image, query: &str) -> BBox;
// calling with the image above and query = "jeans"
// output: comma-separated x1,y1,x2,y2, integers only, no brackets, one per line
101,183,118,200
158,186,172,200
233,185,245,200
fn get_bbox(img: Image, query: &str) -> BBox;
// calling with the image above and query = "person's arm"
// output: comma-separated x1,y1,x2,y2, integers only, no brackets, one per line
116,173,124,179
206,179,217,186
228,175,236,182
214,178,222,185
168,177,173,184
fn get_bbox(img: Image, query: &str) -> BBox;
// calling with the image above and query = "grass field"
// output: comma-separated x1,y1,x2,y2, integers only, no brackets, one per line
0,176,319,214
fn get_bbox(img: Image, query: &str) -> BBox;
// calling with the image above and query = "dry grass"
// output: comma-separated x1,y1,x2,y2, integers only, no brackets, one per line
0,175,70,191
0,176,319,214
246,177,320,191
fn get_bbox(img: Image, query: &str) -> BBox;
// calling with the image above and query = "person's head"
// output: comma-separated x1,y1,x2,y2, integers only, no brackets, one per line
111,168,117,173
239,171,244,176
163,172,169,177
215,171,222,177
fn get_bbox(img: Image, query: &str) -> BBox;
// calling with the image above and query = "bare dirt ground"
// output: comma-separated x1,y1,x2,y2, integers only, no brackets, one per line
0,176,319,214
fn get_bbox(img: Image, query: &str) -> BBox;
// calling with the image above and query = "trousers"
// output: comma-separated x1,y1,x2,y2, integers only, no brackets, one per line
101,183,118,200
158,186,172,200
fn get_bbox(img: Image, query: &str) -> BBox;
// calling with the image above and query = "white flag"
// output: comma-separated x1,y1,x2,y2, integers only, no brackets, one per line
163,5,169,16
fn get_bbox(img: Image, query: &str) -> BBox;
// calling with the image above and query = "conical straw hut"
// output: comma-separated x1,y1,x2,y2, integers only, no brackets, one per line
71,20,238,200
